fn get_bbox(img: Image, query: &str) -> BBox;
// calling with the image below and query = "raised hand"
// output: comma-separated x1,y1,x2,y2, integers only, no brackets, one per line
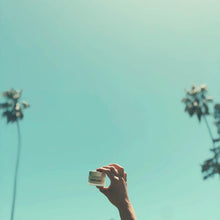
96,164,137,220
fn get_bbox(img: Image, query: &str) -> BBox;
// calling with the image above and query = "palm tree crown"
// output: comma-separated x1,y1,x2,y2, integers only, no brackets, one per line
1,89,30,123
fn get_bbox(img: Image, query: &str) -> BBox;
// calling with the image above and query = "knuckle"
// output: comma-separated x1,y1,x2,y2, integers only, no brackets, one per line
114,176,119,181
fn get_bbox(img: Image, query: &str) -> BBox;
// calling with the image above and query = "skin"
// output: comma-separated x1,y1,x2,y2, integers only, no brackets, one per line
96,164,137,220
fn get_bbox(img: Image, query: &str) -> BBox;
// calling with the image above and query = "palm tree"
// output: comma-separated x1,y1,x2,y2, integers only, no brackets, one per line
182,84,220,180
0,89,30,220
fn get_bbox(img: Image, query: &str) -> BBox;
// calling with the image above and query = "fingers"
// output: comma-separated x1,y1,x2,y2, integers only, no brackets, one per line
124,172,127,182
109,164,126,180
96,186,109,197
97,164,127,183
96,166,118,182
96,167,112,180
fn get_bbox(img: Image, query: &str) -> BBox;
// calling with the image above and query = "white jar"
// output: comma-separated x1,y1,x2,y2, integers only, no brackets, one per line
88,171,106,186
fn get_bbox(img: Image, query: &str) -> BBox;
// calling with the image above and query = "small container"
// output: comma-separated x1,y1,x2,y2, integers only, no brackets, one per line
88,171,106,186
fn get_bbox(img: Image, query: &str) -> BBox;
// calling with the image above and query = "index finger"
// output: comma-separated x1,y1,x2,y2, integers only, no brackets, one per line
96,167,115,182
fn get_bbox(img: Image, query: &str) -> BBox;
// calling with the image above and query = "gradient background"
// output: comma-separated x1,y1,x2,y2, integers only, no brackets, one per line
0,0,220,219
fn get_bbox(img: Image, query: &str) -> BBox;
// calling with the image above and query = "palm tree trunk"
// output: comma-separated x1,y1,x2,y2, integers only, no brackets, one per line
10,121,21,220
203,115,219,165
203,115,214,144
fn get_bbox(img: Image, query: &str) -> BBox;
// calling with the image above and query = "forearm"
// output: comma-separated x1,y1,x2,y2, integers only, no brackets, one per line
118,201,137,220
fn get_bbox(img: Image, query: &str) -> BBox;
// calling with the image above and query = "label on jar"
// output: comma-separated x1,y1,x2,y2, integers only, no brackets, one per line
88,171,105,185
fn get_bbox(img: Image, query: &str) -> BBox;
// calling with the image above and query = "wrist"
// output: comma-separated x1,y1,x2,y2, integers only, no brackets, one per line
117,198,132,211
117,200,136,220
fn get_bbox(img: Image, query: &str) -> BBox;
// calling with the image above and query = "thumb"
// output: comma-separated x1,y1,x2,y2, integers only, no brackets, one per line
97,186,109,197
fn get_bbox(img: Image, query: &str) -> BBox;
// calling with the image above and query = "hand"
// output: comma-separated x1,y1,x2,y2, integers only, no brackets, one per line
96,164,129,209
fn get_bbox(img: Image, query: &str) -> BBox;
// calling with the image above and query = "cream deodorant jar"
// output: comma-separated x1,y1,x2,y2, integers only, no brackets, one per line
88,171,106,187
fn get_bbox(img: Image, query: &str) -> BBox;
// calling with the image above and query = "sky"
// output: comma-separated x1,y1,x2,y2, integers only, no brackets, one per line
0,0,220,219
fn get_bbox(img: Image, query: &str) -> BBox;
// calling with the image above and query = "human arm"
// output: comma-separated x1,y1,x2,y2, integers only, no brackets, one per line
96,164,137,220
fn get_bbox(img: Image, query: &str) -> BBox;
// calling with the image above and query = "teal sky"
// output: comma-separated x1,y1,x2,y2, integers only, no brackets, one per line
1,0,220,219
